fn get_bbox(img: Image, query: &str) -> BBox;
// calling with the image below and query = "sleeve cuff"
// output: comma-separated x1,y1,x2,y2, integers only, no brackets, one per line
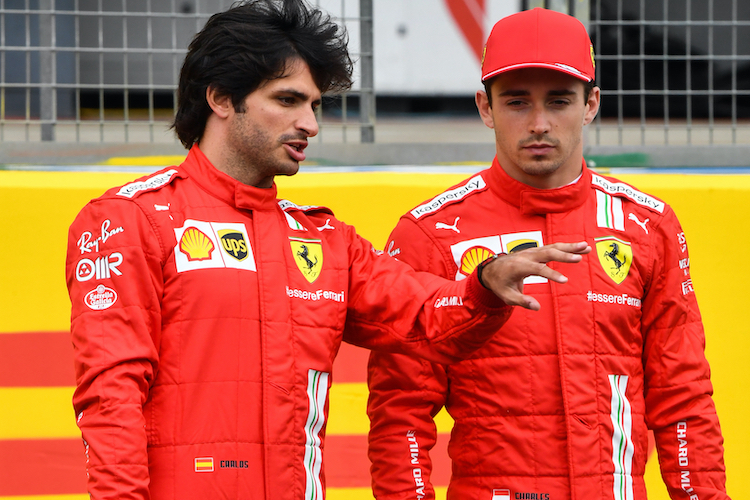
466,270,507,311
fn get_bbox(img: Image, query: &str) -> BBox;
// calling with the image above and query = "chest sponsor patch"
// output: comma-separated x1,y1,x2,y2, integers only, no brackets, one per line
449,231,547,284
450,236,502,281
117,169,178,198
290,237,323,283
501,231,547,284
591,174,665,213
218,229,250,261
174,220,256,273
595,236,633,284
410,175,486,219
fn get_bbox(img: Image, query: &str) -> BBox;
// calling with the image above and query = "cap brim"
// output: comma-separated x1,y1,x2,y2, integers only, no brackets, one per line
482,62,593,83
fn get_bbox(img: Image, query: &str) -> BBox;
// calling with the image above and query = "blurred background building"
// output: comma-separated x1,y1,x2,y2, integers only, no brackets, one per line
1,0,749,164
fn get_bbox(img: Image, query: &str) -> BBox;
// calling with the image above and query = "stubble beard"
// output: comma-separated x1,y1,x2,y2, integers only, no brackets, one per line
228,114,298,184
516,133,580,179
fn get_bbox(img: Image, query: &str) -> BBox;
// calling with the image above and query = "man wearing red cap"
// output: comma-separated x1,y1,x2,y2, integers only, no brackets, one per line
367,8,730,500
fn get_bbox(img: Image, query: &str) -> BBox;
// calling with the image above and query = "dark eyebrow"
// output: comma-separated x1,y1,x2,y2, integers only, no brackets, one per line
497,89,577,98
498,90,530,97
548,89,577,97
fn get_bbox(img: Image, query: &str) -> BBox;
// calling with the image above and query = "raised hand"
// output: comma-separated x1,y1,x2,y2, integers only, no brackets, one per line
480,241,591,311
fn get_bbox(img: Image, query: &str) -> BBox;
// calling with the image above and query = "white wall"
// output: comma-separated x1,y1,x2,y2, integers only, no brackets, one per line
373,0,520,95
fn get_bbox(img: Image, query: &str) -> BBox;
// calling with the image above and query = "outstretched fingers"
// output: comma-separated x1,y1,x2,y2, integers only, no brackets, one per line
479,241,591,310
536,241,592,263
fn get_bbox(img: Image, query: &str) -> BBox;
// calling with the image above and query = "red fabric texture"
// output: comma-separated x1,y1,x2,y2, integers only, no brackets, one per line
367,159,728,500
65,146,511,500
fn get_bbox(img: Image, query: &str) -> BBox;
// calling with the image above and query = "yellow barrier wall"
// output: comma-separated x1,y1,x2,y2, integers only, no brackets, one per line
0,169,747,499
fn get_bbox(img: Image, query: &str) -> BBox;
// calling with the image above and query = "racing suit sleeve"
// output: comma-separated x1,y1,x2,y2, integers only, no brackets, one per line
641,206,729,499
342,218,510,364
365,217,452,500
65,198,163,500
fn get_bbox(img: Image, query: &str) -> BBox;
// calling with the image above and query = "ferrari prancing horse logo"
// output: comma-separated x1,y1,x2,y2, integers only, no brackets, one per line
596,236,632,284
290,237,323,283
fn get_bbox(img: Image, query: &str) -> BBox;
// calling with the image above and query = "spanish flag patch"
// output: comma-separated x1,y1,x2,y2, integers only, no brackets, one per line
195,457,214,472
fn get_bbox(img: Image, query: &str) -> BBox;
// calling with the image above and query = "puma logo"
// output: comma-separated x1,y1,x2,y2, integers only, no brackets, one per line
317,218,335,231
435,217,460,233
628,213,649,234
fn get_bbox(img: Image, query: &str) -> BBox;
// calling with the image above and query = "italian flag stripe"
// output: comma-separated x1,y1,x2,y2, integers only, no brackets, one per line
597,190,625,231
285,211,306,231
609,374,634,500
304,369,329,500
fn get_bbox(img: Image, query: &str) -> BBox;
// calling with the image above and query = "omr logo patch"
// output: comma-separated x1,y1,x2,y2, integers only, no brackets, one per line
219,230,248,261
174,220,256,273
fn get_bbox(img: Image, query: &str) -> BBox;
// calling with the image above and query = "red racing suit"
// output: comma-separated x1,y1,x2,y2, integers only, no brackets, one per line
367,159,729,500
65,146,512,500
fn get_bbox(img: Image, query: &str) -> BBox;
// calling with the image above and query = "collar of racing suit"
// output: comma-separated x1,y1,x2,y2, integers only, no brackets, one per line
182,144,280,212
488,156,591,216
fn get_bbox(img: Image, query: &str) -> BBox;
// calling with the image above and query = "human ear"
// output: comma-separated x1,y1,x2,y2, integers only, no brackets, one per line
476,90,495,129
206,86,234,119
583,86,601,126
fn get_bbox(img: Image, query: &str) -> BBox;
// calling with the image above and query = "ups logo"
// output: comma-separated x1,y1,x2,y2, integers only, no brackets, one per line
219,230,249,261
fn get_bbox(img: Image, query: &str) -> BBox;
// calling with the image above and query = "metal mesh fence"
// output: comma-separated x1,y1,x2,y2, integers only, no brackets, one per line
3,0,749,153
588,0,750,147
524,0,750,160
0,0,373,144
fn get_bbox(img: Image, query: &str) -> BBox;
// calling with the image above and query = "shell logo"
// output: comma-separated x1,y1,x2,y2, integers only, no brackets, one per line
459,246,494,276
179,227,215,261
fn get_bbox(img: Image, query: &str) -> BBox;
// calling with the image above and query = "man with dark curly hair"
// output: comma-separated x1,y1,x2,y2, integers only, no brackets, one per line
65,2,591,499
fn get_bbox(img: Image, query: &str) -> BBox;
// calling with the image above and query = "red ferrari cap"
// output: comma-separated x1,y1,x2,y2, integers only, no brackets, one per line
481,8,595,83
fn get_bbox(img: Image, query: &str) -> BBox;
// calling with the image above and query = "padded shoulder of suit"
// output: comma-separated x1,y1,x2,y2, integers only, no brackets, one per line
590,172,667,215
104,168,184,200
278,199,334,216
406,173,488,221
